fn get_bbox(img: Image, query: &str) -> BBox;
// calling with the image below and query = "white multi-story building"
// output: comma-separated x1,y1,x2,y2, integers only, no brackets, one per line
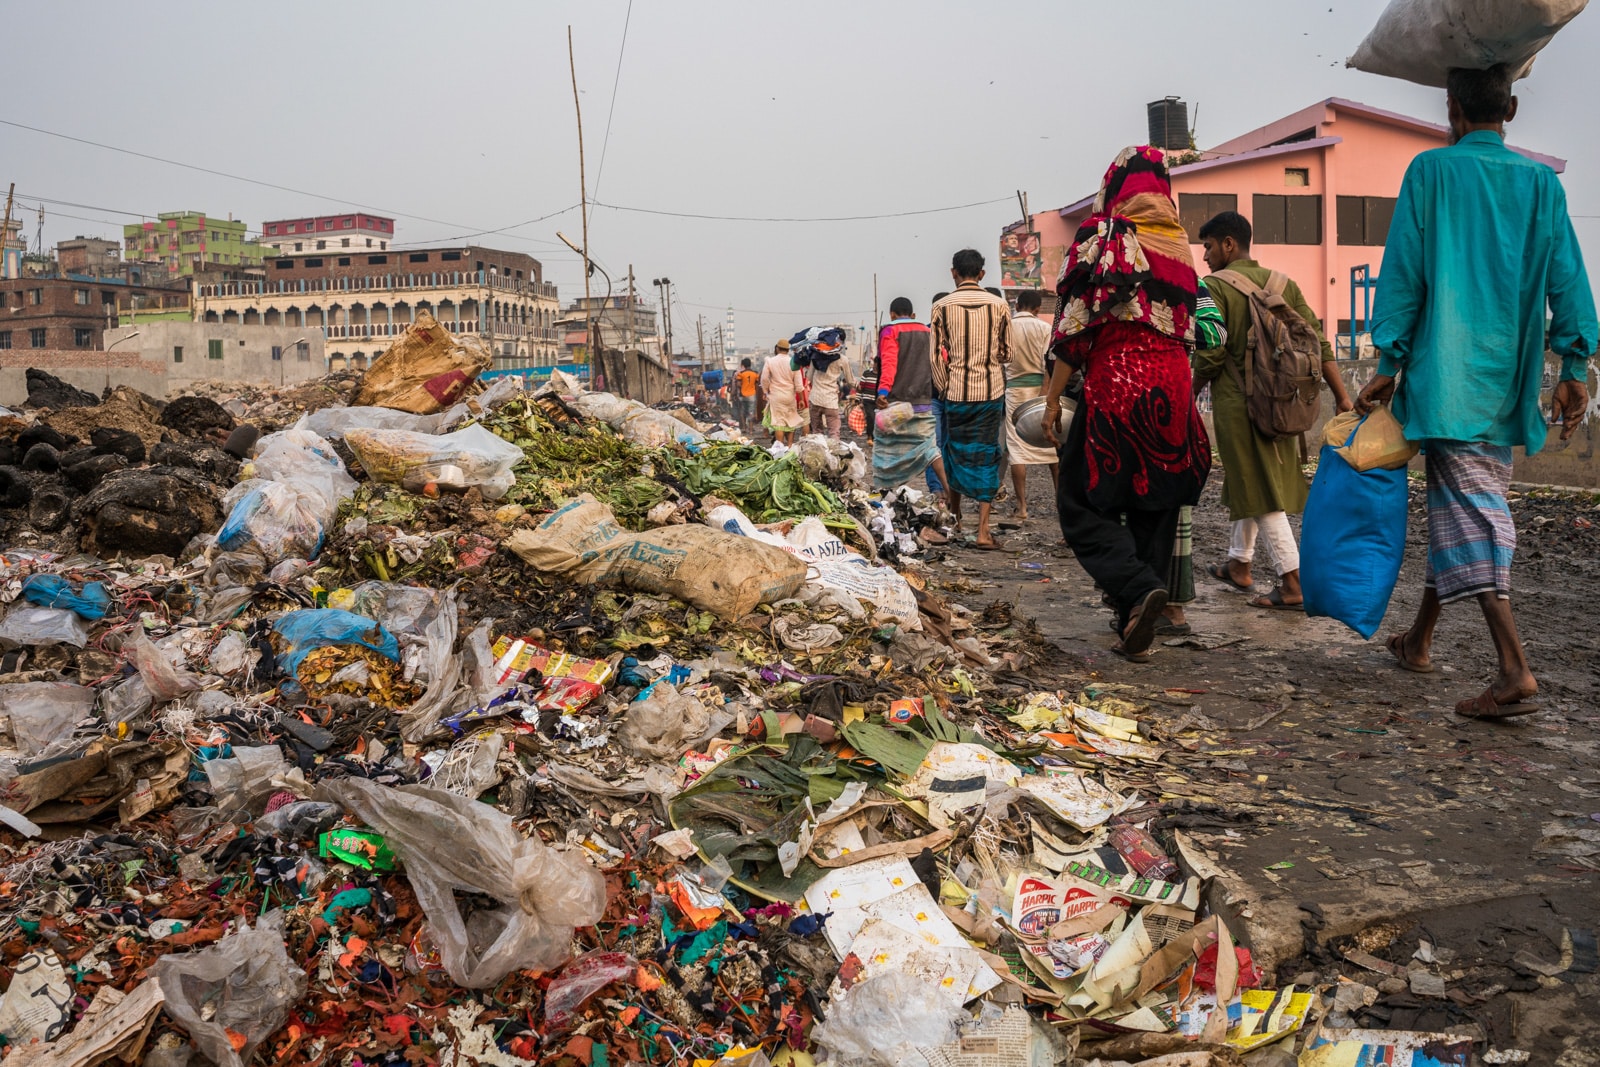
191,244,560,370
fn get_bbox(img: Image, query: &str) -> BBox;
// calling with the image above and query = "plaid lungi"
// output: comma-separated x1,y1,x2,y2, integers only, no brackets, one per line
1424,441,1515,604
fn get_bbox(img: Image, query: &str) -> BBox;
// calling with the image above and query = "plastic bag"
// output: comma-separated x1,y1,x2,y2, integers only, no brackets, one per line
810,971,966,1067
0,681,95,755
345,423,525,500
99,675,153,726
319,777,607,987
271,609,399,682
250,426,357,507
0,605,90,648
1301,435,1409,639
876,401,914,434
125,632,205,704
544,951,639,1030
1347,0,1588,87
399,587,464,744
218,479,335,564
20,574,111,619
354,311,493,414
328,581,445,633
623,683,717,760
619,407,706,450
506,494,807,620
153,910,307,1067
1324,406,1419,472
303,403,468,439
205,745,290,814
255,800,342,840
431,730,505,797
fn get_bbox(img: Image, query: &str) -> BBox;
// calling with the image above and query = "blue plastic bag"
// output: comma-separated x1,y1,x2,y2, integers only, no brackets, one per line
21,575,111,620
1301,417,1409,639
271,609,399,683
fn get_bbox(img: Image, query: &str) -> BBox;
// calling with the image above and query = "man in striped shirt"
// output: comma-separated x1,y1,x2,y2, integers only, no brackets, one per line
931,249,1011,549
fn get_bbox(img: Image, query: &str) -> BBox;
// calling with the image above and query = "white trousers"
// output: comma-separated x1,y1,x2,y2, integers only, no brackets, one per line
1229,512,1300,576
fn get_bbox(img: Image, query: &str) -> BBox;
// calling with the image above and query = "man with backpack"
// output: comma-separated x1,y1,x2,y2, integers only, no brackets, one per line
1195,211,1353,610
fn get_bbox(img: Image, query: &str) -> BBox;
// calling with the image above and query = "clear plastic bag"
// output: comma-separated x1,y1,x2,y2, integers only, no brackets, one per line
99,675,153,726
124,632,205,704
217,479,332,564
250,425,357,508
303,403,467,440
344,423,524,500
810,971,967,1067
431,730,505,798
0,605,91,648
205,745,290,815
254,800,342,840
328,581,445,633
153,910,307,1067
271,609,399,683
319,776,607,987
543,951,639,1030
622,683,716,760
398,587,463,744
0,681,95,755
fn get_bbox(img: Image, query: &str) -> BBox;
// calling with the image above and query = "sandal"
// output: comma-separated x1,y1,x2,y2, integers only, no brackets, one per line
1207,562,1255,593
971,538,1007,551
1455,687,1540,720
1386,632,1434,674
1250,587,1304,611
1119,589,1169,656
1111,642,1151,663
1155,620,1193,636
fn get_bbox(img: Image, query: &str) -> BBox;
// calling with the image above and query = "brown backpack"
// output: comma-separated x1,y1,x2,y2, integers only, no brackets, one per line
1211,269,1323,440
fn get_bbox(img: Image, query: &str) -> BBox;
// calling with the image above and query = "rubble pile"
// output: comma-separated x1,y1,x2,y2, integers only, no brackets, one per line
0,320,1507,1067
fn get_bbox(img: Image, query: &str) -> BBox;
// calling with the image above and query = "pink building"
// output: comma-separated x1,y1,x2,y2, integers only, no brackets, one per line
1007,97,1565,355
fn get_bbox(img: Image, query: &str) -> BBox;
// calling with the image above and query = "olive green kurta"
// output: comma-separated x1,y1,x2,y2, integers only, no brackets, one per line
1193,259,1332,521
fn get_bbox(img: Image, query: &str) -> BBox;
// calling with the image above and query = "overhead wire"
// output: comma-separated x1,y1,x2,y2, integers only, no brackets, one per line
588,195,1014,223
590,0,633,203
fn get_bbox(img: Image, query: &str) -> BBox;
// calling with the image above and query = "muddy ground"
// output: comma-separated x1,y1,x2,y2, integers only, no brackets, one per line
942,471,1600,1062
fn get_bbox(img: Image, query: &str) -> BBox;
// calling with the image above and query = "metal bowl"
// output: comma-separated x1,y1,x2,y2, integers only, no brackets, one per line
1011,395,1075,449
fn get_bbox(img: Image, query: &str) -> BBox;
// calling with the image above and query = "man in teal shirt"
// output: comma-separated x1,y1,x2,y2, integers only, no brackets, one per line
1359,63,1596,720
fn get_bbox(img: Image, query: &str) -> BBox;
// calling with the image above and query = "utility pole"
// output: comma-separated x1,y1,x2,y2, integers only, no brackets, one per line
625,264,636,349
1,184,13,280
696,314,706,382
715,324,724,369
567,26,593,376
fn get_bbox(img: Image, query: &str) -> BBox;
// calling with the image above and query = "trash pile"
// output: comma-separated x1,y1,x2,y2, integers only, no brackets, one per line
0,318,1500,1066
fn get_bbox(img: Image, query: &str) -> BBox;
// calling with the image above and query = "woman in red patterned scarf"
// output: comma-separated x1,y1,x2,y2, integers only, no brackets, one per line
1042,145,1212,660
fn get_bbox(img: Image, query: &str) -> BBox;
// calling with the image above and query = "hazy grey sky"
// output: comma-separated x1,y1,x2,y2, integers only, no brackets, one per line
5,0,1596,349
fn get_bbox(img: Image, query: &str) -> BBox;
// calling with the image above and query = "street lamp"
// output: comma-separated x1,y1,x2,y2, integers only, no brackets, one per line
104,330,140,392
278,335,307,388
652,277,673,365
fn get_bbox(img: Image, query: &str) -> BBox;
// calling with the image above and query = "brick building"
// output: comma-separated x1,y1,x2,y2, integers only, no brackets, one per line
0,276,190,354
56,237,122,277
193,244,561,369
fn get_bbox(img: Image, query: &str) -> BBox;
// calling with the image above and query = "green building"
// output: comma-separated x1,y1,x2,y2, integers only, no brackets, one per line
123,211,271,279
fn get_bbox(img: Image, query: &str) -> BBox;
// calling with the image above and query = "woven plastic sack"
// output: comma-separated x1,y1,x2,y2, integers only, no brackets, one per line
1348,0,1589,87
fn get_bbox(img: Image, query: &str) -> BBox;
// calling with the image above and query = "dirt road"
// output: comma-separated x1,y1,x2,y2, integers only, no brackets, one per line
946,475,1600,1061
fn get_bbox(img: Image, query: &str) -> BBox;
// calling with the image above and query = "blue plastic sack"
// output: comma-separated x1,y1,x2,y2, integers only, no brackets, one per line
1301,418,1409,639
271,609,399,683
21,575,111,620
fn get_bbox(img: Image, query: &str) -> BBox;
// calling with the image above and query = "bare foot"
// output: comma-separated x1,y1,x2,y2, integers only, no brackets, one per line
1385,631,1433,673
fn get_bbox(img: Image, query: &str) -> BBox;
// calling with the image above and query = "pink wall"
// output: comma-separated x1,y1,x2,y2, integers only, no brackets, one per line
1013,101,1479,348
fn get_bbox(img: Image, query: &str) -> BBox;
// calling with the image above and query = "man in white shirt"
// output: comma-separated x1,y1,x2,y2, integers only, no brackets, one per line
807,354,855,440
1004,289,1058,519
